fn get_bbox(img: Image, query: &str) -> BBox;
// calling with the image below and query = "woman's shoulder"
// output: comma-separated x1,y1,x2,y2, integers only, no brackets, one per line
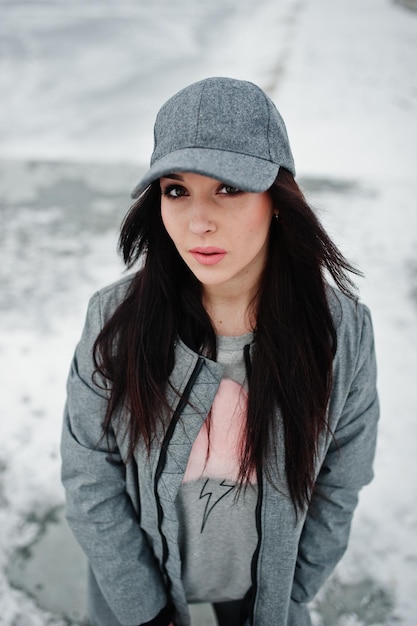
326,283,375,361
95,272,136,301
326,283,371,324
87,272,138,323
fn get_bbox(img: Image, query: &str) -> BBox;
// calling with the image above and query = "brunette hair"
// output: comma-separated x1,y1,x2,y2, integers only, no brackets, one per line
93,168,360,510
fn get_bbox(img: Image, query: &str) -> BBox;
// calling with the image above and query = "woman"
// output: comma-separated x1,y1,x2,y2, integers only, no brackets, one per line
61,77,379,626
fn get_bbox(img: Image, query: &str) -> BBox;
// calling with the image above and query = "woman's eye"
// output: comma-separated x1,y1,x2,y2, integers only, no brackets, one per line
218,184,241,195
162,185,187,198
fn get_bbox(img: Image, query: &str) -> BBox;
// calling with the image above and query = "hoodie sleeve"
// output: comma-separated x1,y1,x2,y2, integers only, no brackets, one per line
61,291,167,626
290,304,379,605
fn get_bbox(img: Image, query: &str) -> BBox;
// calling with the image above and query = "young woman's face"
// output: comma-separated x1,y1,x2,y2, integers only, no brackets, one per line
160,172,274,297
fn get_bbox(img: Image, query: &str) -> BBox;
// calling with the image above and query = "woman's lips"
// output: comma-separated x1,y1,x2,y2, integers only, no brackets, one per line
189,247,227,266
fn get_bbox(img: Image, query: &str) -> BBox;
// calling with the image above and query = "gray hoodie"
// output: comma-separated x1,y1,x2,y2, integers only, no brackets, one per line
61,274,379,626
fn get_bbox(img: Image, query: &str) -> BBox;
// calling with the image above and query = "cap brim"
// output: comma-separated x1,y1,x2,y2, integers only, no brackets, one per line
130,147,280,199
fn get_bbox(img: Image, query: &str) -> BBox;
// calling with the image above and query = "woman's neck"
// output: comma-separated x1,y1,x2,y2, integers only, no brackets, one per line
203,288,257,336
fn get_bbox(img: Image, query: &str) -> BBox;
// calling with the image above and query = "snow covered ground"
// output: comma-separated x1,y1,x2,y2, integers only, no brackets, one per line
0,0,416,624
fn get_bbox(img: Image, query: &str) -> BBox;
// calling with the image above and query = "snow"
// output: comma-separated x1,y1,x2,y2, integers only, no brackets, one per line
0,0,301,164
0,0,416,623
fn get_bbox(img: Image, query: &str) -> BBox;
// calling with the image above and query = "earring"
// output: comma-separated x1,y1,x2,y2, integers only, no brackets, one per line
273,212,279,221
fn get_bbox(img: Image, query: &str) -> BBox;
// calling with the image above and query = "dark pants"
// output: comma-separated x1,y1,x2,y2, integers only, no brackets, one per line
212,600,245,626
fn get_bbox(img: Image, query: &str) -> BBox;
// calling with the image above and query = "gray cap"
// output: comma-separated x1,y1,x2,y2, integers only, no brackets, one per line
131,77,295,198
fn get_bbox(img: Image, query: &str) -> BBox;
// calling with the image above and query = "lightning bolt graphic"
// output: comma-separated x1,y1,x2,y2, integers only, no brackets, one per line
199,478,236,533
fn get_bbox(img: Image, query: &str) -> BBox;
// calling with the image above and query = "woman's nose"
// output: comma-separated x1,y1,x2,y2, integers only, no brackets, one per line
188,200,216,234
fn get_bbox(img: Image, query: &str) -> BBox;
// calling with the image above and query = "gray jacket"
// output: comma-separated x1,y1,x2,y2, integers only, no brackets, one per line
61,274,379,626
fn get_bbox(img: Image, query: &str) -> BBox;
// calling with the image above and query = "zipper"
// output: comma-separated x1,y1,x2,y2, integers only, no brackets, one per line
243,343,252,380
153,356,205,594
243,342,262,626
248,466,263,625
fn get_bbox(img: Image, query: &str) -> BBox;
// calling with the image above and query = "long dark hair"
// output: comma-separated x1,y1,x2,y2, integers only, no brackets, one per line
93,168,360,510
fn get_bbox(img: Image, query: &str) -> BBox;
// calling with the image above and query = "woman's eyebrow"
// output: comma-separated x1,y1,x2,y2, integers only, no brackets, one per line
161,173,184,181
